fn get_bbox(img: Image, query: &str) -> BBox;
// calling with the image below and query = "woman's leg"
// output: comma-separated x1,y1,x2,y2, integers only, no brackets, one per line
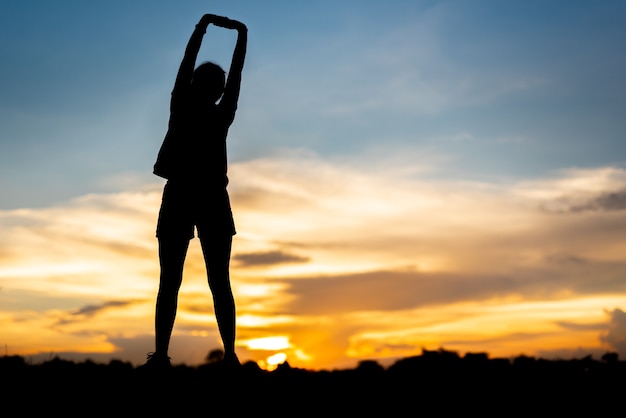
155,237,190,356
199,233,237,358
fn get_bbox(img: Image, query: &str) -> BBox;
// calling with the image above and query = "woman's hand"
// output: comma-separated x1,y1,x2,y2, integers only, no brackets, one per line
202,14,246,32
221,18,247,33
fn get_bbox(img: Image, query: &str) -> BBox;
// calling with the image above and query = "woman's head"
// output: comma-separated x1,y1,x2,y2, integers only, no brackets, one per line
192,62,226,103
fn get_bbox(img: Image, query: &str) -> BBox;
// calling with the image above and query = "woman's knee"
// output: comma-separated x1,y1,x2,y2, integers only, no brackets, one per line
208,273,232,293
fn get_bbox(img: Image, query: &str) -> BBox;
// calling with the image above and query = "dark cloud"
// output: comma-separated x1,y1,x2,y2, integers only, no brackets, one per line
555,321,606,332
273,262,626,315
183,305,212,313
177,291,213,313
595,190,626,211
275,270,518,315
545,254,587,265
599,308,626,356
55,300,140,326
572,189,626,212
547,189,626,213
233,250,310,267
72,300,136,317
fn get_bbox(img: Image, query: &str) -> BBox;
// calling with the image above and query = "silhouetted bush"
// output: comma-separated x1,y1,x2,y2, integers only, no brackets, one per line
2,349,625,414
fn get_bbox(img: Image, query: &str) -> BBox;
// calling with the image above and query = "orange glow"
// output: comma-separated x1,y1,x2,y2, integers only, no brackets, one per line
265,352,287,371
243,336,291,351
2,160,626,368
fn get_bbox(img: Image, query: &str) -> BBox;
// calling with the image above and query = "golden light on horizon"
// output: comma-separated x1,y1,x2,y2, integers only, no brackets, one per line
2,156,626,368
243,336,291,351
345,295,626,361
237,314,295,328
265,352,287,371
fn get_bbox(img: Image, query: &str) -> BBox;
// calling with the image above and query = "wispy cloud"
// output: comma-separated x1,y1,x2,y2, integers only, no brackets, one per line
600,308,626,355
233,250,310,267
55,300,141,326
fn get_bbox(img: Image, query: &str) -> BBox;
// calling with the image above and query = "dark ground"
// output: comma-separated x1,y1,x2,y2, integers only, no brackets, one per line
2,349,624,416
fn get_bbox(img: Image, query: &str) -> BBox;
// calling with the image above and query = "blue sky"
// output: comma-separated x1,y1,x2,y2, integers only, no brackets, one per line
2,1,626,368
2,0,625,209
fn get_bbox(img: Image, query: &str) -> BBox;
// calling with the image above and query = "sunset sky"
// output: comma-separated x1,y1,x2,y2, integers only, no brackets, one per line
2,0,626,370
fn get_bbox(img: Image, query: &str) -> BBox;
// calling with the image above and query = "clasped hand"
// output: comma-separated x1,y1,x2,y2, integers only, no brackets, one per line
200,14,246,31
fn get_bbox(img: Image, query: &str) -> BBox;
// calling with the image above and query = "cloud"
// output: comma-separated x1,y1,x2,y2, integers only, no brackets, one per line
261,259,626,317
3,151,626,368
600,308,626,356
570,189,626,213
514,167,626,213
230,156,626,282
54,300,141,327
274,270,515,315
233,250,310,267
73,300,137,317
555,321,607,332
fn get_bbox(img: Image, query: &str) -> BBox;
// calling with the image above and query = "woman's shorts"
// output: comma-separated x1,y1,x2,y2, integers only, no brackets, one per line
156,181,236,240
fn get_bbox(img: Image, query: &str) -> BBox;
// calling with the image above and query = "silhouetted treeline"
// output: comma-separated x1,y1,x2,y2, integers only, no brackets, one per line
2,349,624,415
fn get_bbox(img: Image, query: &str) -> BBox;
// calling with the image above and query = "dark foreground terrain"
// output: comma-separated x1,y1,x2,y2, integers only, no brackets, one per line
2,349,624,416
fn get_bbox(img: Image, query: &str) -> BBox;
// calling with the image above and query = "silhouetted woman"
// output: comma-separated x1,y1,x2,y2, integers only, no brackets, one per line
143,14,247,368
